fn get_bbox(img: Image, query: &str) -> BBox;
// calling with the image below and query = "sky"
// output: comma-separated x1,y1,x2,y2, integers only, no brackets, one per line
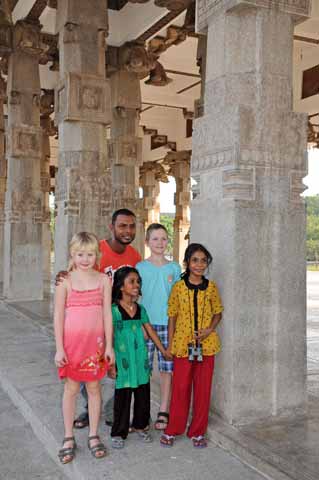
304,149,319,197
159,150,319,213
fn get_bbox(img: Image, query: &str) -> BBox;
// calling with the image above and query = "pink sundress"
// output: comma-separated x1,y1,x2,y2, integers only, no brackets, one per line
58,280,108,382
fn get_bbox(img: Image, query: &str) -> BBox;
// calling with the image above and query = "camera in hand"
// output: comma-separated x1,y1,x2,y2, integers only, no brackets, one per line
188,339,203,362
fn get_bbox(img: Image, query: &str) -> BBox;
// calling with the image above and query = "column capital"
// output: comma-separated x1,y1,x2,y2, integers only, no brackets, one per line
197,0,311,32
13,19,44,55
164,150,191,168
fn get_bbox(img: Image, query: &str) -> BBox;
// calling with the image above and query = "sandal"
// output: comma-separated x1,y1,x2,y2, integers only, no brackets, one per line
88,435,107,459
192,435,207,448
136,430,152,443
160,433,174,447
154,412,169,430
111,436,125,449
58,437,77,464
73,411,89,429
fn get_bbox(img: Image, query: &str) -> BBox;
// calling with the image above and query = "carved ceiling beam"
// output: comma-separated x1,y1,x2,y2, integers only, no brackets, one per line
26,0,48,21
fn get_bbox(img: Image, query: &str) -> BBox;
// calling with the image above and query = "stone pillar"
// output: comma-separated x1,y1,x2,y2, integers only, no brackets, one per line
0,75,6,294
54,0,111,272
107,43,154,251
3,19,44,301
40,90,55,295
40,119,53,295
165,151,191,264
139,161,167,257
192,0,310,424
194,34,207,119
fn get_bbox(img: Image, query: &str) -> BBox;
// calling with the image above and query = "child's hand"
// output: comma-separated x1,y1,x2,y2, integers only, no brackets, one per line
163,349,173,361
55,349,68,367
108,365,117,379
195,328,214,342
105,347,115,366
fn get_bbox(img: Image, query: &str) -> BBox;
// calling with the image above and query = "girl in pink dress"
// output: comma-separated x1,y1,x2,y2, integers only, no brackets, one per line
54,232,114,464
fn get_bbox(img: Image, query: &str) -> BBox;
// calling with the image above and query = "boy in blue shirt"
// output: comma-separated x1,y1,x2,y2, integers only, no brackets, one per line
136,223,181,430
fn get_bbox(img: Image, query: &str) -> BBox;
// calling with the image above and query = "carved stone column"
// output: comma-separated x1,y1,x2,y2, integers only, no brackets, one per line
139,161,166,256
192,0,311,424
165,151,191,264
3,19,44,300
194,35,206,119
108,43,153,251
40,104,54,296
0,76,6,294
54,0,111,272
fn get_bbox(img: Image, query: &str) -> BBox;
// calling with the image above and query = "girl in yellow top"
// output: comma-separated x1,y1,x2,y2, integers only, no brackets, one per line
160,243,223,449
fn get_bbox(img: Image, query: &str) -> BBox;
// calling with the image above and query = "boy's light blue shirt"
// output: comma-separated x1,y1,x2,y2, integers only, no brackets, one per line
136,260,181,326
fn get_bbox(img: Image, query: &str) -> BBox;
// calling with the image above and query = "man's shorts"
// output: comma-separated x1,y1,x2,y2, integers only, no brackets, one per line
146,324,173,373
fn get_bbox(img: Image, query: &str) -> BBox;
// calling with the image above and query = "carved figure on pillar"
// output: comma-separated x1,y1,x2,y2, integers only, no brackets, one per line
3,18,45,300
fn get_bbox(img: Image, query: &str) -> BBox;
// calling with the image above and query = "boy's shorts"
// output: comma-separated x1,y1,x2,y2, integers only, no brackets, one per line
146,324,173,373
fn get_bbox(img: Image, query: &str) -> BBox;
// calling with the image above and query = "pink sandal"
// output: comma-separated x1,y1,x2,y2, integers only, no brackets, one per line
192,435,207,448
160,434,175,447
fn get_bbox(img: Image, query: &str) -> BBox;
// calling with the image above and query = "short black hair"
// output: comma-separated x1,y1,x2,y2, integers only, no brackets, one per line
182,243,213,279
112,266,142,302
112,209,136,225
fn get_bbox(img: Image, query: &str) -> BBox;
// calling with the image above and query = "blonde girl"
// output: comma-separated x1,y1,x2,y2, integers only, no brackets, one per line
54,232,114,463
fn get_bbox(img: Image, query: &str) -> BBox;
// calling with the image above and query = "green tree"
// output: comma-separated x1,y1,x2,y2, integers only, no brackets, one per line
306,195,319,261
160,214,174,258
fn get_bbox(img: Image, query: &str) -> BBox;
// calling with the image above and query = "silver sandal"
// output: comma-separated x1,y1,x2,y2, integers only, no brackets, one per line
111,436,125,449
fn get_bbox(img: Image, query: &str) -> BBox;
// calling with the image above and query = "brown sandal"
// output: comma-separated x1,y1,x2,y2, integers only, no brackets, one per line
88,435,107,459
58,437,77,464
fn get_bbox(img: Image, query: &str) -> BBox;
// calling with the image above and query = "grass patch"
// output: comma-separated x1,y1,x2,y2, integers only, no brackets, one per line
308,265,319,271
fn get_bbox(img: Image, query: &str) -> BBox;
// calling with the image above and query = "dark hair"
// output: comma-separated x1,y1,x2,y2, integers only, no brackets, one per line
145,223,168,241
112,266,142,302
182,243,213,279
112,209,136,225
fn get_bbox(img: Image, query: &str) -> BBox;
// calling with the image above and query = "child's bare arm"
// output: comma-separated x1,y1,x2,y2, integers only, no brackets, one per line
102,276,115,365
196,313,222,341
53,281,68,366
143,323,172,360
168,316,176,353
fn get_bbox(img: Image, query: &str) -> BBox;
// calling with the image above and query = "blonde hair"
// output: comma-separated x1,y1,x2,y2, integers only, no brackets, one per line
68,231,100,271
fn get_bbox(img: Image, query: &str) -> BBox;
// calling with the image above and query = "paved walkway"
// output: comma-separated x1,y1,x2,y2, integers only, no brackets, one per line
0,301,265,480
1,271,319,480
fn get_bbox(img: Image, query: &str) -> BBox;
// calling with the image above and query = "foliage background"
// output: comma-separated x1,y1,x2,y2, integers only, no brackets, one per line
307,195,319,261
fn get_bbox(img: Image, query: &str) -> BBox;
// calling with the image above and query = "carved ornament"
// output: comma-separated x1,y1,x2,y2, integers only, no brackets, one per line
119,42,156,79
13,19,44,55
55,72,111,125
40,89,55,118
0,0,12,55
7,125,42,158
0,74,6,101
145,60,172,86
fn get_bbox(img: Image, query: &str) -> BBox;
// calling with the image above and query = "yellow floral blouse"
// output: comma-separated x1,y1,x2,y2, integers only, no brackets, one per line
168,279,223,358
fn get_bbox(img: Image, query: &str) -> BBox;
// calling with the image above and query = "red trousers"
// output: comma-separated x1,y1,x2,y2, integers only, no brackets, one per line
165,355,215,438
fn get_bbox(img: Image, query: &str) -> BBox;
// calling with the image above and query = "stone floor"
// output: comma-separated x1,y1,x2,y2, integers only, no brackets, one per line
0,301,266,480
1,271,319,480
